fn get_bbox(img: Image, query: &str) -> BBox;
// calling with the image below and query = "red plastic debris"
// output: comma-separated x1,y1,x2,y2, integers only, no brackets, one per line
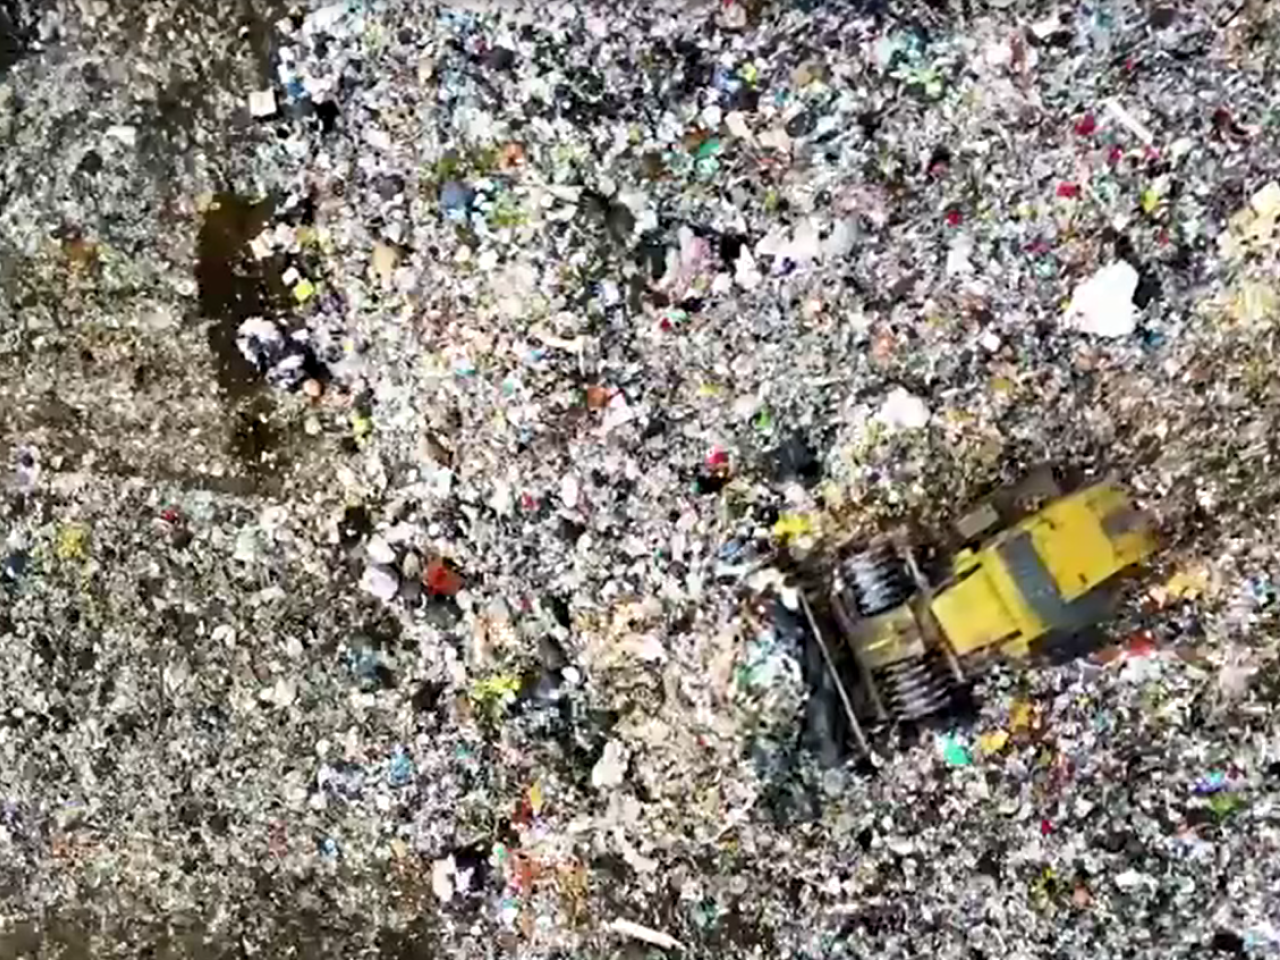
1056,182,1080,199
706,447,730,470
1040,818,1053,836
1126,630,1157,658
512,794,534,828
944,208,963,227
1074,114,1097,136
520,492,537,512
160,507,181,525
1107,145,1124,165
424,557,464,596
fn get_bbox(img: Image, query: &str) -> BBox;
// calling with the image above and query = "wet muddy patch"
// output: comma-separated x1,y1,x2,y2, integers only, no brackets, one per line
194,192,294,480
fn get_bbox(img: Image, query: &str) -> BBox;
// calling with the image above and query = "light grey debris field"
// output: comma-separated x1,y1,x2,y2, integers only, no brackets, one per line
4,0,1280,957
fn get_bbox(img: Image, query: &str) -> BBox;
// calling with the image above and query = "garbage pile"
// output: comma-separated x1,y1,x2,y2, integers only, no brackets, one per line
3,0,1280,956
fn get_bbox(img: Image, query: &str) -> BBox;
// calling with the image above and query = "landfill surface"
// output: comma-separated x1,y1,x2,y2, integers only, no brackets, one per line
3,0,1280,956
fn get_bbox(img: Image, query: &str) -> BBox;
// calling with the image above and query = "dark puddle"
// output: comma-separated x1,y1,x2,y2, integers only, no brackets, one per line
196,192,277,400
195,193,295,478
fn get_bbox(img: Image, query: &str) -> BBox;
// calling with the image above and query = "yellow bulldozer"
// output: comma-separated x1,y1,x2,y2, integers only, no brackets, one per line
800,470,1156,754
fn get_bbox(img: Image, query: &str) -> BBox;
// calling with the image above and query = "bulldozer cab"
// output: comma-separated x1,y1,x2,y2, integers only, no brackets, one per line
931,479,1155,661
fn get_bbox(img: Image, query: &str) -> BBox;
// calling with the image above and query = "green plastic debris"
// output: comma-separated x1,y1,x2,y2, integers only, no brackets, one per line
696,138,722,159
1210,792,1243,819
942,737,971,767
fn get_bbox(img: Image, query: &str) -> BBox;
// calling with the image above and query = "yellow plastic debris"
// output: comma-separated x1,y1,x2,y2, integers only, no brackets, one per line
773,512,814,543
470,673,521,704
1161,566,1209,601
978,730,1010,755
529,780,545,816
1140,186,1162,216
1009,700,1034,733
293,277,316,303
55,523,90,562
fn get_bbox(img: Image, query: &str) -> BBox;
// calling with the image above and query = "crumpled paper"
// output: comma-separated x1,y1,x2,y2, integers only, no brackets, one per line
1064,261,1140,338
